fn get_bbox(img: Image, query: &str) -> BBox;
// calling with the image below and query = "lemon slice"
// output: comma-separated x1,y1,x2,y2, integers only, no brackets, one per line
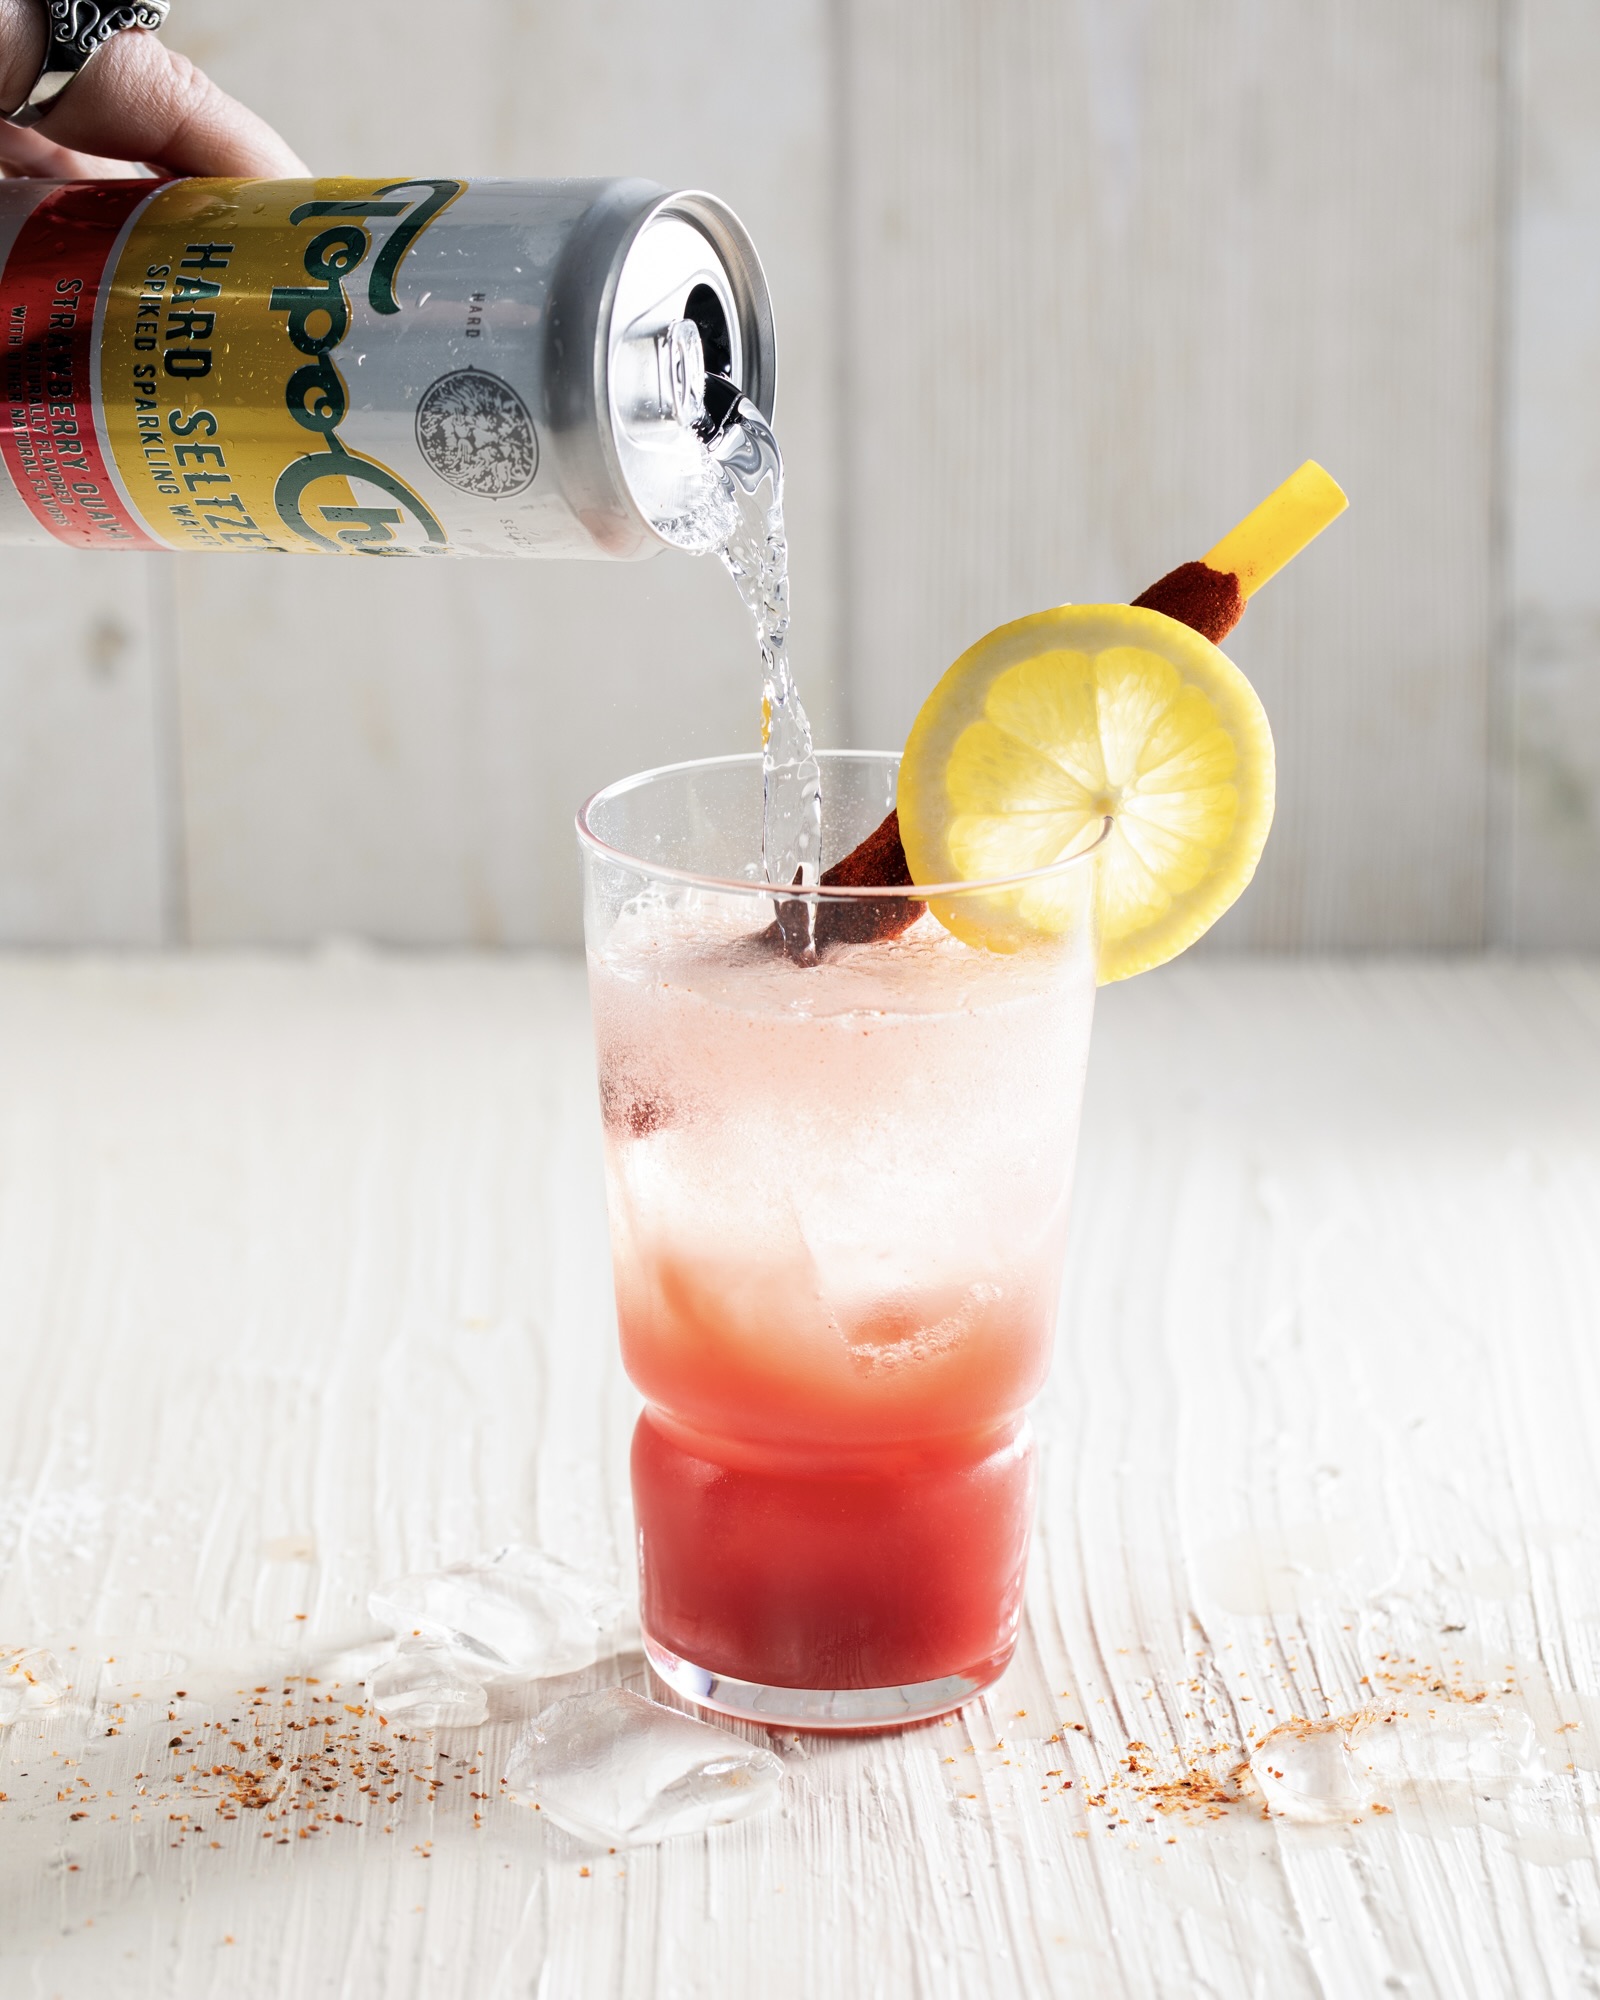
897,603,1275,980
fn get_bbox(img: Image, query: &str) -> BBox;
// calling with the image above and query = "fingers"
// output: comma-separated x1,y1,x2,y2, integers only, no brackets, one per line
0,115,147,180
3,14,306,177
0,0,46,115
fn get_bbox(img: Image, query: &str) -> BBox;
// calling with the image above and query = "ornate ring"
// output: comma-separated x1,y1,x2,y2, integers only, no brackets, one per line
5,0,172,129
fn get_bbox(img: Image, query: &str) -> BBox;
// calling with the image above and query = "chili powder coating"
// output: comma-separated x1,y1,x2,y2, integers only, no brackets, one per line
813,808,923,949
764,809,923,959
1130,561,1244,645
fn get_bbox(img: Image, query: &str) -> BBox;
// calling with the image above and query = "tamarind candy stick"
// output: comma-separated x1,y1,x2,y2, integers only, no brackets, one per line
1203,459,1347,598
1131,460,1347,642
809,461,1348,945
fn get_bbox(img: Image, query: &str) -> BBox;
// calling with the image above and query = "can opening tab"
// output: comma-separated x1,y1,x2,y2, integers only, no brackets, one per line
617,315,711,436
658,319,706,429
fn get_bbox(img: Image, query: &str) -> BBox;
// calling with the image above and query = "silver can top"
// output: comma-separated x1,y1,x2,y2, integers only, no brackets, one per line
547,183,775,558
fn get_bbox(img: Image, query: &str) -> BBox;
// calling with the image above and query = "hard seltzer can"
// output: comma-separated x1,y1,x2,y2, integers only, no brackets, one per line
0,176,773,557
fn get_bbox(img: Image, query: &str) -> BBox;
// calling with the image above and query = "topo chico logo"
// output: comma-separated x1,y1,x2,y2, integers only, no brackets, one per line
268,179,466,553
414,369,539,498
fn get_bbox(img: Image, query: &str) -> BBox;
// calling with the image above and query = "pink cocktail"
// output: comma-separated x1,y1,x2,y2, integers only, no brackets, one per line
580,752,1098,1728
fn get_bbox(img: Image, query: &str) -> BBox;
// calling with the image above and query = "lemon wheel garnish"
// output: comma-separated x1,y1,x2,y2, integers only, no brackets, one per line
897,603,1275,981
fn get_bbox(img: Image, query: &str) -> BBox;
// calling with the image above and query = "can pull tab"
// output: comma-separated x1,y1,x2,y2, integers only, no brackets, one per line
615,315,712,436
657,318,706,429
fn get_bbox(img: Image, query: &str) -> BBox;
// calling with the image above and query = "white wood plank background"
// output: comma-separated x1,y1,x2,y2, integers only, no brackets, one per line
841,0,1503,952
4,954,1600,1997
1503,0,1600,947
0,550,175,944
0,0,1596,946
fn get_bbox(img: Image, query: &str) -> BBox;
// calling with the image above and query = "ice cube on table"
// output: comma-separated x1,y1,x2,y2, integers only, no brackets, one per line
0,1647,70,1725
504,1688,782,1846
369,1545,625,1679
1248,1699,1545,1823
1247,1716,1367,1822
364,1638,489,1730
1356,1696,1543,1791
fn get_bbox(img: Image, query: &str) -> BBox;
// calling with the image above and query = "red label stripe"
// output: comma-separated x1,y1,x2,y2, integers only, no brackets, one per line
1,181,165,551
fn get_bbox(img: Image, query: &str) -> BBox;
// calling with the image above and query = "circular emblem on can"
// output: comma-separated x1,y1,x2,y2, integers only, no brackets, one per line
414,369,538,497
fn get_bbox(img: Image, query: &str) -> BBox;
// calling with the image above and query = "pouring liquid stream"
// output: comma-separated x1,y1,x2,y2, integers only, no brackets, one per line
712,406,822,906
659,388,823,947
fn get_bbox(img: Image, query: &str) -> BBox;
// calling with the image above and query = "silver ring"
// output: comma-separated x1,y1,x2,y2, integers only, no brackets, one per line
5,1,171,129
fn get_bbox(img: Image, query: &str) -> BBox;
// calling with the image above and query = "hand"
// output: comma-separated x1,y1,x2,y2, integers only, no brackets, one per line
0,0,304,179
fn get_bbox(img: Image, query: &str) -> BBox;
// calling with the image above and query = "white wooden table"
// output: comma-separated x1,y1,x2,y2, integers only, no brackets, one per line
3,952,1599,1999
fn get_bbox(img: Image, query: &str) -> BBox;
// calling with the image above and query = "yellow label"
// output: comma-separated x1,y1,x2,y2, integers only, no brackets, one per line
100,177,465,554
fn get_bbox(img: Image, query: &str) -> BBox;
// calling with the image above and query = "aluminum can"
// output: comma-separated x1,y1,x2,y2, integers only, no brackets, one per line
0,176,773,558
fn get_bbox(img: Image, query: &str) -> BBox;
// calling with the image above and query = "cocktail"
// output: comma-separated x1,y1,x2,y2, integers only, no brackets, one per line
580,461,1347,1730
580,752,1101,1727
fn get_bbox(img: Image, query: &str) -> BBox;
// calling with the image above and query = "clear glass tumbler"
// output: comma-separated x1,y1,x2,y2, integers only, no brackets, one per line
578,751,1100,1729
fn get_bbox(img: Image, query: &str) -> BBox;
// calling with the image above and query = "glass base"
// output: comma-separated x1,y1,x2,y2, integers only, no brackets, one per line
644,1631,1012,1732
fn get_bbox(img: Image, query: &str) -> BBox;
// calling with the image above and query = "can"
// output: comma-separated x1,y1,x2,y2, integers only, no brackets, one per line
0,176,774,558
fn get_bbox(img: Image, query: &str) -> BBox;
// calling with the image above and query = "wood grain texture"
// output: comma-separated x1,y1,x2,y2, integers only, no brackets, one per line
1501,0,1600,946
5,955,1600,1996
162,0,838,947
840,0,1503,950
0,550,176,944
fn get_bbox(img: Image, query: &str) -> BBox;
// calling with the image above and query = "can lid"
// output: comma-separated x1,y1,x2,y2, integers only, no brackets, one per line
605,192,775,551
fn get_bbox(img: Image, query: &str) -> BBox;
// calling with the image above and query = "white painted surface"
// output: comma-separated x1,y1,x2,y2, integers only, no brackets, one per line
4,953,1600,1997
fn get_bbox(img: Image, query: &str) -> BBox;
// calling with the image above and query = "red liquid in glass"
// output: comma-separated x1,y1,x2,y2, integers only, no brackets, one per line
633,1412,1034,1690
617,1246,1057,1691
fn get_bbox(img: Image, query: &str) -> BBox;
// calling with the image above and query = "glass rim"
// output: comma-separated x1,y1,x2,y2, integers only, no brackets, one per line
575,749,1112,901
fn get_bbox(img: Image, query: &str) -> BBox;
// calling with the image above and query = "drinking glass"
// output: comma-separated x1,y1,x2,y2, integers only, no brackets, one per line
578,751,1100,1729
